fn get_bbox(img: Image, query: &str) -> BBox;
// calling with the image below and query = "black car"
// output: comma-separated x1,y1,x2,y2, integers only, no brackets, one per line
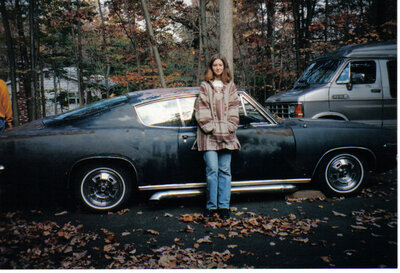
0,87,396,212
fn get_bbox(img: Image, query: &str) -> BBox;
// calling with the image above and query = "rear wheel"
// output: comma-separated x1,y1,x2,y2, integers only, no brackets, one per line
317,153,367,196
74,164,132,212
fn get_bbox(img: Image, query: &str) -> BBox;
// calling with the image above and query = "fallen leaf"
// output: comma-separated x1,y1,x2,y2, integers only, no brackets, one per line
54,211,68,216
146,229,160,235
332,211,347,217
103,244,114,253
293,237,309,243
73,250,87,260
164,213,173,217
321,256,332,263
197,236,213,244
227,245,238,249
117,209,130,215
350,225,367,230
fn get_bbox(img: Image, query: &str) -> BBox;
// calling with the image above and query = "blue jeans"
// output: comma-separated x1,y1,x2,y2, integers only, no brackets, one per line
0,118,5,134
203,150,232,210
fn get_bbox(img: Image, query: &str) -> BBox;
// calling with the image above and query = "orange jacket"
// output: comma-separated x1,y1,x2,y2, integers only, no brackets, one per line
0,80,12,125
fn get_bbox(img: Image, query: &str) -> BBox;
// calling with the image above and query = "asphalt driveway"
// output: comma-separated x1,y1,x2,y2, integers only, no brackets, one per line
0,168,397,269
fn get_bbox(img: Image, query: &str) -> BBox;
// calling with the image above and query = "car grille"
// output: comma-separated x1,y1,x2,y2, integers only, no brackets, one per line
266,103,291,118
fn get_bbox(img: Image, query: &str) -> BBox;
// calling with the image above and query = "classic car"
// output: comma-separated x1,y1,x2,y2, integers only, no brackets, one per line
0,87,396,212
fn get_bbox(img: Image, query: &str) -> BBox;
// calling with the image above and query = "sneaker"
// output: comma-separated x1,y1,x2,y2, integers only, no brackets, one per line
219,208,230,220
204,209,216,218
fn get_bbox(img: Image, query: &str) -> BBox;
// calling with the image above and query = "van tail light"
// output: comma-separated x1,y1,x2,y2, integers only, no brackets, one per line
295,104,303,118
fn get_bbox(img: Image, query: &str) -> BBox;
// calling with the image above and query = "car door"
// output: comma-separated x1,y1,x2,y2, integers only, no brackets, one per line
134,98,183,185
177,96,205,183
329,60,383,126
178,93,297,183
232,93,296,181
380,59,397,128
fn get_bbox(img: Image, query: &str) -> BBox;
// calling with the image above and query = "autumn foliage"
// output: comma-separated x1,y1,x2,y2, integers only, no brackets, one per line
0,0,397,122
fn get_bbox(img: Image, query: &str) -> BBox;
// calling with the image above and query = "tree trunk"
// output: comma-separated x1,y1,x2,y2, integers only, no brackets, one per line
292,0,301,76
219,0,234,77
124,0,142,90
53,60,58,115
200,0,209,65
29,0,37,120
141,0,166,88
74,0,85,106
267,0,276,92
15,0,31,105
0,0,19,126
98,0,111,97
40,59,46,117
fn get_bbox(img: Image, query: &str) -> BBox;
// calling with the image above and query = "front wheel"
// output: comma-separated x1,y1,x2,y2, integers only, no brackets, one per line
317,153,367,196
74,164,132,212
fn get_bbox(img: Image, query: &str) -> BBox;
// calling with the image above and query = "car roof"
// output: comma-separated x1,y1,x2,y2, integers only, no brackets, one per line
127,87,247,105
316,41,397,60
127,87,199,105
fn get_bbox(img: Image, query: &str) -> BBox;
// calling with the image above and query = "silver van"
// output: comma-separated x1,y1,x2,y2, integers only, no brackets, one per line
265,42,397,128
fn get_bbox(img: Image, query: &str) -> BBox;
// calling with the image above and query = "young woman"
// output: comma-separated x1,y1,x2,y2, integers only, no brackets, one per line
193,54,241,220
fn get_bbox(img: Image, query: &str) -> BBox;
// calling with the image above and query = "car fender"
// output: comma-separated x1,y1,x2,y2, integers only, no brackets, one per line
311,112,349,120
311,146,377,179
67,155,139,189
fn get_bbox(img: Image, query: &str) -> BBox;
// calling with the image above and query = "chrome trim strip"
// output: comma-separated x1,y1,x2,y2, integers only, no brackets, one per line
140,182,206,191
139,178,311,191
149,184,298,201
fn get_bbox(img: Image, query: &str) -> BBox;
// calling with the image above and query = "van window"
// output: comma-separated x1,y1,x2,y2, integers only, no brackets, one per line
337,61,376,84
297,59,342,84
387,60,397,98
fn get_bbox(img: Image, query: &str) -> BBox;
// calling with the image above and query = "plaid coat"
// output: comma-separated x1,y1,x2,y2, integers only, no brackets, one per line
192,80,241,151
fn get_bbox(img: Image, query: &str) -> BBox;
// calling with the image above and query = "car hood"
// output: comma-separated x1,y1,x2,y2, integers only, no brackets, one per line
1,119,45,136
266,84,327,103
282,118,384,130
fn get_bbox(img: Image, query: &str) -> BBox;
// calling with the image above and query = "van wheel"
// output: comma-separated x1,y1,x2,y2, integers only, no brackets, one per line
74,164,132,212
317,153,367,196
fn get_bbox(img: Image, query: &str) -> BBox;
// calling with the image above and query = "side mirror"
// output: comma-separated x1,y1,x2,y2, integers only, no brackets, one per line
346,83,353,91
240,115,254,128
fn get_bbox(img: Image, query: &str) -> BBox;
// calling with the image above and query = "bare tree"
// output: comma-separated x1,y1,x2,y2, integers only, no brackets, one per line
29,0,37,119
74,0,85,106
219,0,233,76
0,0,19,125
200,0,209,64
140,0,166,88
97,0,111,97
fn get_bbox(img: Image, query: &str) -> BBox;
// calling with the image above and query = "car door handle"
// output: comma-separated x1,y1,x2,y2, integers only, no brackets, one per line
371,89,381,93
182,135,190,143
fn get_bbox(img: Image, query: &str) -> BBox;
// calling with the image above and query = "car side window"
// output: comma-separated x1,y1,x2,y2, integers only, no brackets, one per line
178,97,197,126
239,96,269,125
337,61,376,84
136,99,182,127
387,60,397,98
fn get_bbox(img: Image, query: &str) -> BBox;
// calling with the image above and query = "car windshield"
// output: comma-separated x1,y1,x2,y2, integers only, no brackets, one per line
297,59,343,84
52,96,129,121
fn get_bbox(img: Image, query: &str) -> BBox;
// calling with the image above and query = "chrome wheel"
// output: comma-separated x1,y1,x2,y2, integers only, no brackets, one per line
76,165,131,211
324,154,364,193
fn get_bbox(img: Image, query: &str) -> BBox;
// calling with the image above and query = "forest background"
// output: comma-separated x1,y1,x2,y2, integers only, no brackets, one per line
0,0,397,126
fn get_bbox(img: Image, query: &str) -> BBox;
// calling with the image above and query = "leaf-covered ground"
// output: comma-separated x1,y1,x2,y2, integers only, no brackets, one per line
0,169,397,269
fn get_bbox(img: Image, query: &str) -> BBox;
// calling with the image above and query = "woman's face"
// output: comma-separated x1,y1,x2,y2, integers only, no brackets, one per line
212,59,224,77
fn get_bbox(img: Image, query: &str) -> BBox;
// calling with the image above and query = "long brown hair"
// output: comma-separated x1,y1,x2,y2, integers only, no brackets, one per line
203,54,232,84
